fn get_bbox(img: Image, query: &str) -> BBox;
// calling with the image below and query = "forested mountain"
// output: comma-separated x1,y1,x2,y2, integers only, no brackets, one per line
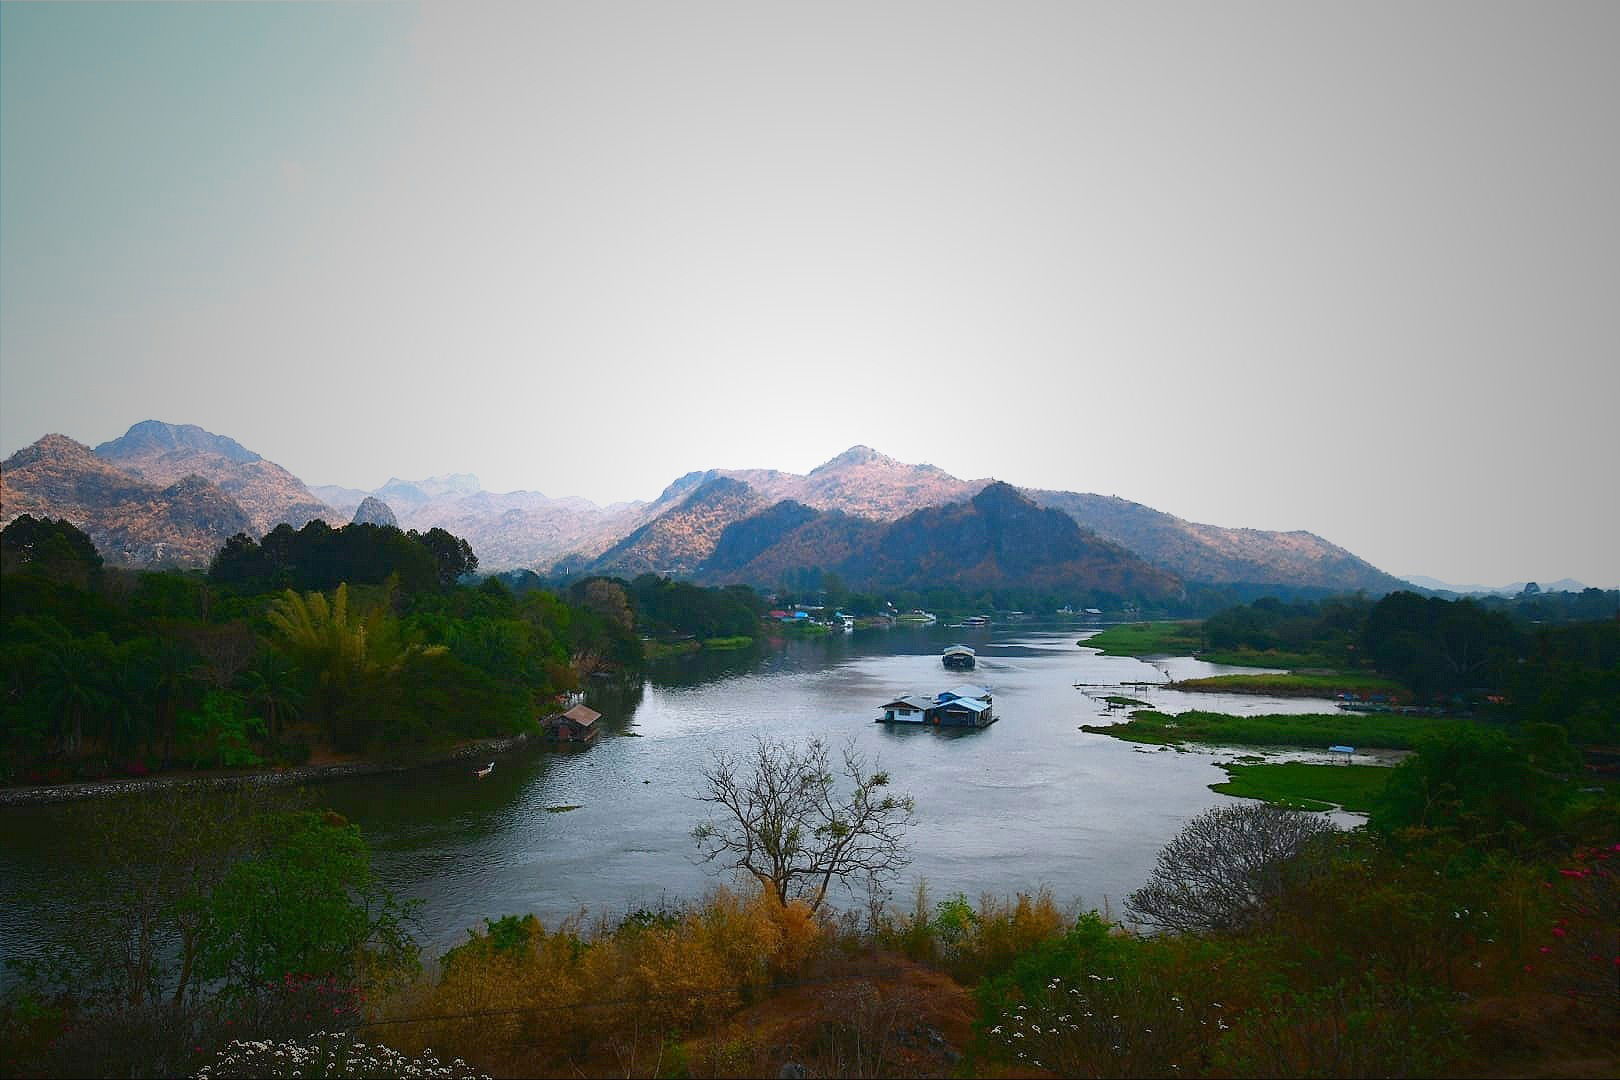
1024,488,1404,592
699,483,1181,600
94,420,331,534
574,476,769,578
1,434,253,566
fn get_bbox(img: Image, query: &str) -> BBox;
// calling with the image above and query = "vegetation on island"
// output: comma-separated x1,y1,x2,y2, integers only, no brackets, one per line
1167,670,1408,697
1209,760,1392,812
1082,708,1456,750
1079,619,1204,657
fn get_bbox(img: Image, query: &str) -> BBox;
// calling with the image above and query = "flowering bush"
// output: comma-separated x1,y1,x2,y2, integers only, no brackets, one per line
1539,842,1620,1009
194,1033,488,1079
984,972,1228,1078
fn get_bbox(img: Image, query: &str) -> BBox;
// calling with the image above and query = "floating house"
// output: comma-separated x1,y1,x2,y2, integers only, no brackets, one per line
876,685,996,728
931,695,993,726
939,683,992,705
542,703,601,743
878,695,936,724
942,645,976,670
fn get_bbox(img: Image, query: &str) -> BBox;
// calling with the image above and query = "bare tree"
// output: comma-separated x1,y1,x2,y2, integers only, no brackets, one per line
693,737,916,913
1126,802,1337,934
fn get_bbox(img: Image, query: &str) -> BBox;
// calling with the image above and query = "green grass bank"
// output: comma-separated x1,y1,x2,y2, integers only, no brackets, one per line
1081,709,1453,750
1210,760,1391,812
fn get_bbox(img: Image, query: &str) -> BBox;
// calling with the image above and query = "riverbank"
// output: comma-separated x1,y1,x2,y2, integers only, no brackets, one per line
0,731,538,807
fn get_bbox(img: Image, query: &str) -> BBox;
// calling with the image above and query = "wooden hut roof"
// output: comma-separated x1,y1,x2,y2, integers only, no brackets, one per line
561,704,601,726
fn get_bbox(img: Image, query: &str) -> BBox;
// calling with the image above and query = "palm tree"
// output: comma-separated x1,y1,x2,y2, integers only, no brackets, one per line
150,637,200,767
38,631,112,756
266,584,443,744
240,652,303,742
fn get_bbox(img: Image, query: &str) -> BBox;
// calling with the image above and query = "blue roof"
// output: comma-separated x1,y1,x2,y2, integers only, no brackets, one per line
937,684,990,702
936,696,989,713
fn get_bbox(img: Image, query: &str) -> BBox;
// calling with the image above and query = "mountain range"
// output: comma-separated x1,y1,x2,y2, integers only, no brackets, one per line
1400,575,1598,596
3,421,1407,595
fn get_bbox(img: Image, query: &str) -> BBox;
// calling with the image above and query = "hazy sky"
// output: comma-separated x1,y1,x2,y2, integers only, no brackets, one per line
3,2,1616,585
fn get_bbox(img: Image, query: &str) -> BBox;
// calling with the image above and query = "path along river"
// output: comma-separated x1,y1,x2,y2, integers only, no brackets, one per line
0,623,1364,978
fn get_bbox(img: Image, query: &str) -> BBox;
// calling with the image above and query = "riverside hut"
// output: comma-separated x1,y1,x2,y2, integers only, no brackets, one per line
543,703,601,743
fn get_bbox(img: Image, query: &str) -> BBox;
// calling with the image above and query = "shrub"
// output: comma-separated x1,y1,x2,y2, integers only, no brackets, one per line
1127,803,1337,934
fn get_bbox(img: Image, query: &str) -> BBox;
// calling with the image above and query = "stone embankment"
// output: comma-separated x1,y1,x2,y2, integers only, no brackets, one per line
0,732,535,807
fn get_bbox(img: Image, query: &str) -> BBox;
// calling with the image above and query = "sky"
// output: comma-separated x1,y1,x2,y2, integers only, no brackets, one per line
2,1,1616,587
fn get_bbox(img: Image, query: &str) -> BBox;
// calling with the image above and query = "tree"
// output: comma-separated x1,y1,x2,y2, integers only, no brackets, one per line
0,514,103,583
1370,727,1574,849
198,810,419,1000
415,527,478,587
241,651,303,742
1125,803,1337,934
692,737,916,913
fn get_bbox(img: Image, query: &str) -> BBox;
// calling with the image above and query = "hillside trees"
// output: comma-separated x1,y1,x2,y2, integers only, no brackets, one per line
207,520,460,594
0,515,103,584
1361,592,1520,699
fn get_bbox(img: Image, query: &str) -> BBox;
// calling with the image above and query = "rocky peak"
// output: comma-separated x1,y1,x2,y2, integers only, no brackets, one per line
811,445,892,473
352,496,399,528
970,480,1026,516
97,420,261,465
5,433,93,469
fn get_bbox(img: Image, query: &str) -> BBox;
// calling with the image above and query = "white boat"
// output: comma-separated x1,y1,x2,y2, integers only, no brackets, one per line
474,761,495,779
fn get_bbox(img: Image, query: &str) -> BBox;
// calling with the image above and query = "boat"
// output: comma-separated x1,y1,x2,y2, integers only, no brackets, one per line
942,644,976,670
474,761,494,779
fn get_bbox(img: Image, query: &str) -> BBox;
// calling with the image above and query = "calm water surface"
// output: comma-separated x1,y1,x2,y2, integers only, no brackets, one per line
0,624,1356,977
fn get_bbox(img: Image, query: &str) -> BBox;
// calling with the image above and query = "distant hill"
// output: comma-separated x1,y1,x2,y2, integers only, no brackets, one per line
1023,489,1403,593
95,420,331,535
698,483,1181,599
1,434,253,566
1402,574,1597,596
579,476,768,578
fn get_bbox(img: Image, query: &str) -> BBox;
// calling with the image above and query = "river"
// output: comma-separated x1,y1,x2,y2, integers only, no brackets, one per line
0,623,1356,982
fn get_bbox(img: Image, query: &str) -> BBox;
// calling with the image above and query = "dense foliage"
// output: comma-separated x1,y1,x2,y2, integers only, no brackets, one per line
208,520,477,593
0,518,635,781
623,574,763,641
